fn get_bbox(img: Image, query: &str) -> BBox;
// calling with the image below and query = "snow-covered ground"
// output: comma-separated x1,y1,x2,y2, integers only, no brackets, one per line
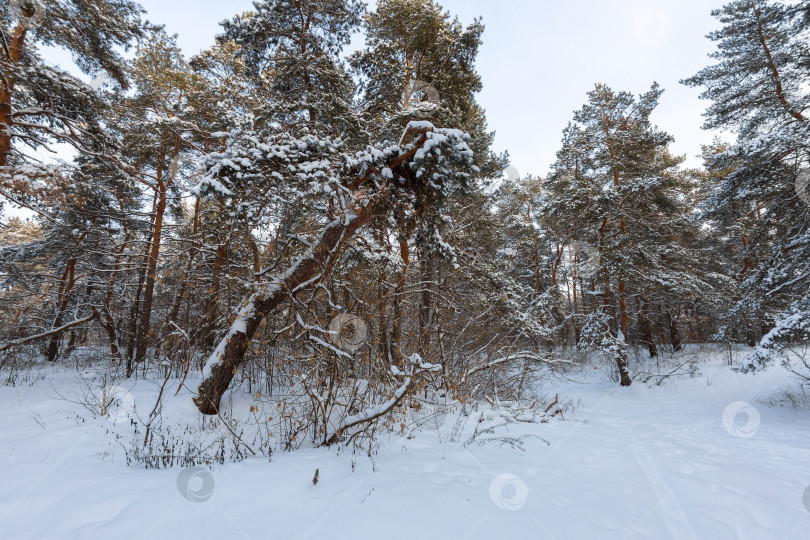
2,350,810,539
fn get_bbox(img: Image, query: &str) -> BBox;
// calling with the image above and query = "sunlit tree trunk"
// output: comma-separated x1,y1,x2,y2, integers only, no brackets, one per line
133,141,179,368
0,24,26,167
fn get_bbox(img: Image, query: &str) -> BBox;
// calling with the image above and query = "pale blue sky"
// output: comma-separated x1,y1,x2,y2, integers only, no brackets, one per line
91,1,727,175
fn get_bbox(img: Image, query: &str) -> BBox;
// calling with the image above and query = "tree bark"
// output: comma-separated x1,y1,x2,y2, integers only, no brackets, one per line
166,199,200,332
133,180,167,367
390,236,410,359
194,126,434,413
599,218,630,386
418,245,433,353
45,259,78,362
126,194,156,374
0,24,26,167
637,296,658,358
201,243,226,352
665,307,682,352
616,346,632,386
528,202,542,293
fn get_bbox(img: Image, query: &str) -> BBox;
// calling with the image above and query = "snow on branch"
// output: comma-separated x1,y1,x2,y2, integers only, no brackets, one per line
740,302,810,372
324,354,441,446
460,351,575,385
0,313,97,352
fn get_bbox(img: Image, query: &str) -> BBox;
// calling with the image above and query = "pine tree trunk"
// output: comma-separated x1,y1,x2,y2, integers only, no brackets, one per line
606,285,632,387
65,330,78,357
599,218,630,386
133,181,167,368
99,307,122,364
616,346,632,386
666,307,682,352
636,296,658,358
377,273,391,365
126,200,154,374
571,247,581,343
201,243,226,352
390,237,409,359
419,246,433,353
98,201,130,365
618,278,629,336
194,125,434,413
165,199,200,332
0,25,26,167
0,82,12,167
528,202,542,293
613,289,632,387
45,259,78,362
617,216,629,339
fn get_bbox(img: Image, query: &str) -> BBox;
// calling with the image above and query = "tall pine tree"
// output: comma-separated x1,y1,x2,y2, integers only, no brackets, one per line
684,0,810,369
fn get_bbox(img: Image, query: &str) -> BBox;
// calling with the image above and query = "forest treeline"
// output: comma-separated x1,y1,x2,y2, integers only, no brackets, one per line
0,0,808,444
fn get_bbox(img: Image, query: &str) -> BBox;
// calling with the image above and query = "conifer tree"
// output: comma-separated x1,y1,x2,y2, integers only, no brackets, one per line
684,0,810,369
0,1,145,361
219,0,364,137
1,0,145,209
351,0,506,363
544,84,704,385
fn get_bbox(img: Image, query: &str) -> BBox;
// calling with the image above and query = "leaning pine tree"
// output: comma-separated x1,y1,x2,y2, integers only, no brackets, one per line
192,122,479,415
191,0,483,416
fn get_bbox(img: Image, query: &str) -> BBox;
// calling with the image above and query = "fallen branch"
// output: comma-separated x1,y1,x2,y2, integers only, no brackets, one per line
460,351,574,385
323,354,441,446
0,313,97,352
541,394,563,423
